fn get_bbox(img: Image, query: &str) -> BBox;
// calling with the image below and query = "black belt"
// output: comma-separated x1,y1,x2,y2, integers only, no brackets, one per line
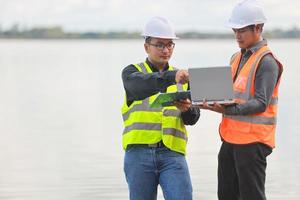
129,141,165,148
148,141,164,148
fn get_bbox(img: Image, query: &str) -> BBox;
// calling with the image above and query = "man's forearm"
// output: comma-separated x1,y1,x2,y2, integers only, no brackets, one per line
122,65,177,102
181,107,200,125
225,55,280,116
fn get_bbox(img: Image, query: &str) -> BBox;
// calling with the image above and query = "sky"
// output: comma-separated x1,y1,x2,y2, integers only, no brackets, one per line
0,0,300,32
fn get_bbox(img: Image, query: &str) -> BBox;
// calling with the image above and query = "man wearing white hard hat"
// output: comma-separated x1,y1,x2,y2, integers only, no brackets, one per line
121,16,200,200
201,0,283,199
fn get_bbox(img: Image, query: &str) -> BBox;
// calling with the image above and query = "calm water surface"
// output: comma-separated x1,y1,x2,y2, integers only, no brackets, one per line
0,39,299,199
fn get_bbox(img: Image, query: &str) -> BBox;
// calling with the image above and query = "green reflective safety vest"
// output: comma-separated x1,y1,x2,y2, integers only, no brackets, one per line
121,62,189,155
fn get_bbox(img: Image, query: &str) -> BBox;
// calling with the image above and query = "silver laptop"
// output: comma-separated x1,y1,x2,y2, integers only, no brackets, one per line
188,66,235,105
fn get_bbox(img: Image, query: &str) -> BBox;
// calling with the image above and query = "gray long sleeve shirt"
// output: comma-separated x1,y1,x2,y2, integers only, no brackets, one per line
122,59,200,125
225,39,281,115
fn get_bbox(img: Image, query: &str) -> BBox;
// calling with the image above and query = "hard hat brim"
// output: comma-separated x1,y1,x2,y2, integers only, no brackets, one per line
227,20,266,29
141,34,179,40
227,22,254,29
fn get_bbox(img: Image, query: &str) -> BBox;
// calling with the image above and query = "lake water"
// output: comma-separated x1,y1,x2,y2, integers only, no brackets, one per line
0,39,299,199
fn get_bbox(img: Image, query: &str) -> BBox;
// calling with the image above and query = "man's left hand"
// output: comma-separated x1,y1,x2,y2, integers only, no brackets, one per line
200,101,225,114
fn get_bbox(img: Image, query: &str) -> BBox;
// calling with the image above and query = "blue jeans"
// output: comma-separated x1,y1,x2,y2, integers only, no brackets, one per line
124,144,193,200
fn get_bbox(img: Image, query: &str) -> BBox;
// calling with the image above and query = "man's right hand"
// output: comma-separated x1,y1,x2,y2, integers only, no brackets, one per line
175,70,189,84
174,99,191,112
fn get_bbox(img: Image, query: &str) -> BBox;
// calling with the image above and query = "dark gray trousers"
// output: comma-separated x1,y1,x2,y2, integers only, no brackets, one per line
218,141,272,200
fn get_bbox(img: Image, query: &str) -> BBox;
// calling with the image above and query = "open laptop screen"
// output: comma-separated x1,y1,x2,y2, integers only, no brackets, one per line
188,66,235,105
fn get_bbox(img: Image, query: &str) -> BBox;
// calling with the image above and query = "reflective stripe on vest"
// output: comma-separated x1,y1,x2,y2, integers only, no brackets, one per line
220,45,283,148
121,62,188,154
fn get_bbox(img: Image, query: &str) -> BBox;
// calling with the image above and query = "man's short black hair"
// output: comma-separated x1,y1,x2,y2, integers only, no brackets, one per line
145,36,152,43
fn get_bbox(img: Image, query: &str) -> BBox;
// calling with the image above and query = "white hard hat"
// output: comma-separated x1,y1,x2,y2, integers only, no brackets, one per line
141,16,179,39
228,0,267,29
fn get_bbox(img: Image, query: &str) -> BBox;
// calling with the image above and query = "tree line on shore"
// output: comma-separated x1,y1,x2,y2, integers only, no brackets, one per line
0,24,299,39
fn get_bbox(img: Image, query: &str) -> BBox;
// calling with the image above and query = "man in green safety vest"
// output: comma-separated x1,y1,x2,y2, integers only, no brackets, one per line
121,16,200,200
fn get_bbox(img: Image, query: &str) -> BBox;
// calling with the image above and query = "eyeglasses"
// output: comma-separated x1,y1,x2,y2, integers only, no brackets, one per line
148,42,175,50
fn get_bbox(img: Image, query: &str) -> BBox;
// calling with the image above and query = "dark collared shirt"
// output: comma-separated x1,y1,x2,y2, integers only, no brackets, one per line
122,58,200,125
225,39,281,115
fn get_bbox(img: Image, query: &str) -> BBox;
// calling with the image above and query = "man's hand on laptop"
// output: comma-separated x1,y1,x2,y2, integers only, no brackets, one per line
174,99,191,112
175,70,189,84
200,99,225,114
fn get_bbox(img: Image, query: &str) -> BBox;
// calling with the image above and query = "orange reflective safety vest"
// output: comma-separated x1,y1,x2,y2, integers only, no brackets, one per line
219,45,283,148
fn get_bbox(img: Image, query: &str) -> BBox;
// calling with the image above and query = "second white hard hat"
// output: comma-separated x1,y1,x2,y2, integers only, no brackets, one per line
141,16,179,39
228,0,267,29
